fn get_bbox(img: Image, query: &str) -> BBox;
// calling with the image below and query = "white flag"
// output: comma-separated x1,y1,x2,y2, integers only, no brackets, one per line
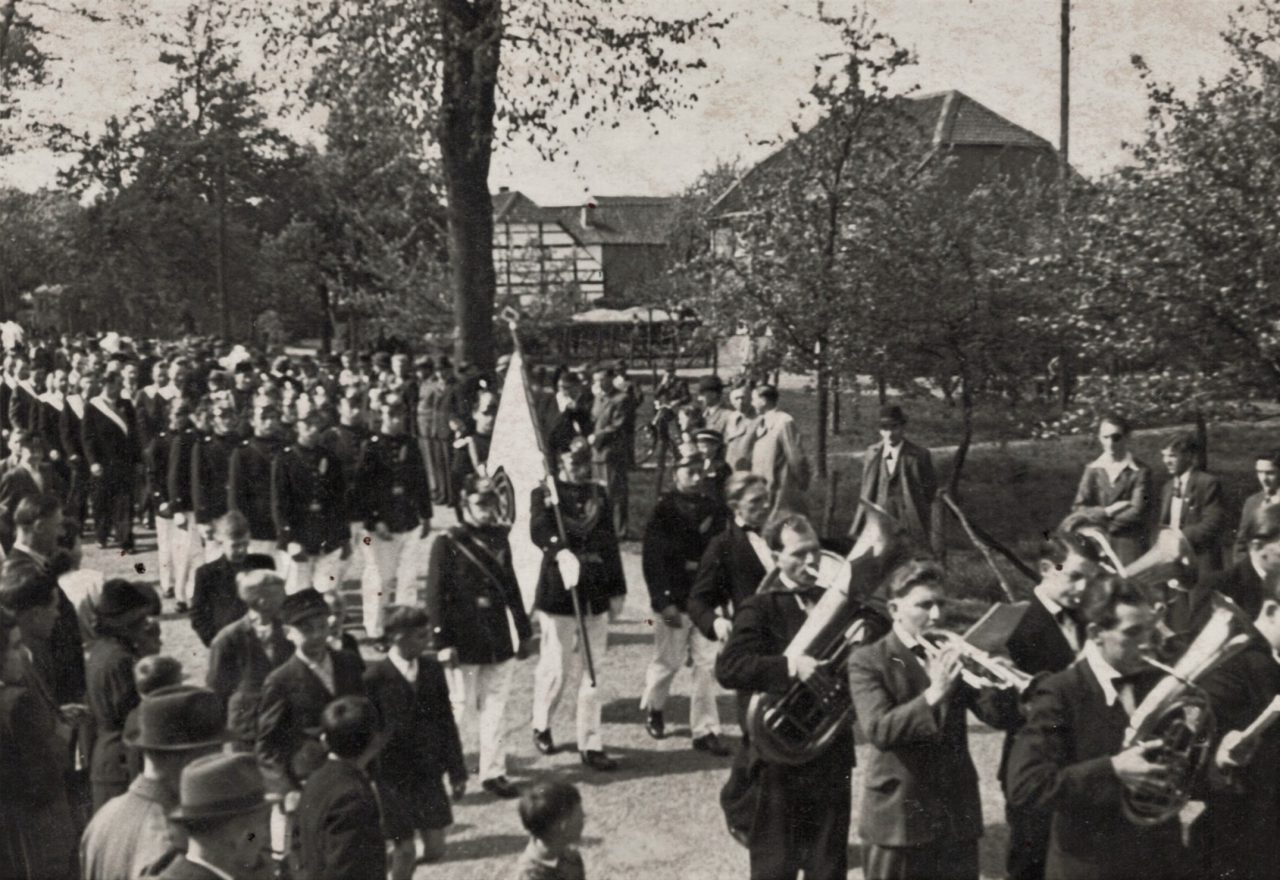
487,346,550,613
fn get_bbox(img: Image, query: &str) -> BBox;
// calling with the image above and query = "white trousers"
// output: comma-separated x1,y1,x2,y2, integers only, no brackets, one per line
155,516,176,595
447,660,517,782
532,611,610,753
286,548,346,595
639,612,721,737
169,514,203,604
359,529,426,637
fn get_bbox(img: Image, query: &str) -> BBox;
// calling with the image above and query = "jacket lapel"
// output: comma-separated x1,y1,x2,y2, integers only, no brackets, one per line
91,397,130,436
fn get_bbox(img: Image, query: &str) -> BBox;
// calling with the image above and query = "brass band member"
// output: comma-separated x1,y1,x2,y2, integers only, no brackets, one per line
715,513,852,880
1006,575,1181,880
849,560,1017,880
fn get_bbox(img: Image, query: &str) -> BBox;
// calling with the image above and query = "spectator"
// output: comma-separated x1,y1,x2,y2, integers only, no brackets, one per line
746,384,811,517
514,779,587,880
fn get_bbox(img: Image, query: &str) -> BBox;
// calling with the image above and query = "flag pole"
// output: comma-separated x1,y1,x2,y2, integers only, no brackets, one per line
503,308,597,687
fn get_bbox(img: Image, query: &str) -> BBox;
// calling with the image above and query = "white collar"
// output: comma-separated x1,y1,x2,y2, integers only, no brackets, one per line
388,651,417,683
11,541,47,567
884,440,904,455
892,622,922,651
184,853,237,880
1034,584,1066,618
1253,555,1268,582
1092,452,1135,482
1082,641,1125,707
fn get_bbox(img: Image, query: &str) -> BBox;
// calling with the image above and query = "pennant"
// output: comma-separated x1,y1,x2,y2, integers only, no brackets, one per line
487,346,552,613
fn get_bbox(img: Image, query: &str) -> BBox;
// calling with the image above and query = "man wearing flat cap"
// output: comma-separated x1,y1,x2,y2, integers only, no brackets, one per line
155,753,273,880
850,404,937,546
81,684,228,880
257,588,365,864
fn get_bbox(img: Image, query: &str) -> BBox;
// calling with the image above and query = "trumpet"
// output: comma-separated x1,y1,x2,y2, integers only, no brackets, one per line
919,630,1035,692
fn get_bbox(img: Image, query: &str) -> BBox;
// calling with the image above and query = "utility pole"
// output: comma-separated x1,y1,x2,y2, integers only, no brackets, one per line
1059,0,1070,187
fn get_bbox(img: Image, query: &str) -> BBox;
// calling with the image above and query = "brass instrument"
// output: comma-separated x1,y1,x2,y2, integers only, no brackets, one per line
919,629,1035,692
744,501,901,765
1120,592,1254,825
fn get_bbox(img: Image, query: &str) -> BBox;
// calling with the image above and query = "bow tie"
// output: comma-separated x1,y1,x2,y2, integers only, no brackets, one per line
1111,671,1146,688
791,586,826,604
740,524,759,534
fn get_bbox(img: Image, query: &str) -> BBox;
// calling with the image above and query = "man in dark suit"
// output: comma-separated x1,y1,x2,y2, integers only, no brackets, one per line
297,696,387,880
1158,432,1227,579
1071,412,1154,565
191,402,241,550
849,559,1016,880
538,369,592,457
257,589,364,870
81,370,140,552
1189,573,1280,880
1173,500,1280,639
850,405,936,547
716,513,860,880
157,752,274,880
589,364,630,537
228,404,286,565
1233,449,1280,562
59,372,94,529
688,472,772,643
205,570,293,750
1006,576,1182,880
997,532,1101,880
639,449,728,753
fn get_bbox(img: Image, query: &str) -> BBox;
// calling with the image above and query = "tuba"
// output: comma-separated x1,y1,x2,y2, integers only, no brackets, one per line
1120,592,1254,825
744,501,901,765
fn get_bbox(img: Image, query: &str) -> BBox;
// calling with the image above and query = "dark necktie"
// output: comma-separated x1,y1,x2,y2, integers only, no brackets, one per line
909,644,927,663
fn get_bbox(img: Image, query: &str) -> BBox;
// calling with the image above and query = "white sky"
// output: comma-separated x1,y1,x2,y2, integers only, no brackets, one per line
0,0,1247,204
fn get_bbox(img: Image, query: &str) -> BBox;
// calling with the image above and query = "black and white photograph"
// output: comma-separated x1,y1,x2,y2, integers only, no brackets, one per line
1,0,1279,877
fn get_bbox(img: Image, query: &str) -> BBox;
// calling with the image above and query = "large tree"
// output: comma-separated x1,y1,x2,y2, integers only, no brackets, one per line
263,0,726,367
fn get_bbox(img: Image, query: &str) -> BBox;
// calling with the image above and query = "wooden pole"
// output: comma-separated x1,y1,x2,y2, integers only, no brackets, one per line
1059,0,1070,187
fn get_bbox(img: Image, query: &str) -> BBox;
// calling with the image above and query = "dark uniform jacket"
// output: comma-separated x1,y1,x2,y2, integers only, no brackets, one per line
641,490,725,614
998,596,1080,780
36,394,65,462
271,442,348,554
687,520,769,640
81,397,140,479
166,428,203,513
58,396,88,471
1191,635,1280,880
190,555,260,647
423,525,533,665
145,428,176,517
132,387,168,452
228,436,284,541
191,432,237,524
206,614,294,744
9,381,40,434
530,479,626,617
256,649,365,794
364,656,466,837
849,629,1016,848
1158,468,1228,578
86,635,140,791
1006,658,1182,880
353,432,432,534
296,759,386,880
322,423,367,488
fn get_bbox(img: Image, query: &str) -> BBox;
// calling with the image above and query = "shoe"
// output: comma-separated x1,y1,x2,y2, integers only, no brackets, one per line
532,729,555,755
482,776,520,799
175,601,189,614
692,733,730,757
644,710,665,740
163,588,175,600
580,750,618,771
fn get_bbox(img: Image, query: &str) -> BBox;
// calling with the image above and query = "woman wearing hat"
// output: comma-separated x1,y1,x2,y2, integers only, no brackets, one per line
0,606,77,880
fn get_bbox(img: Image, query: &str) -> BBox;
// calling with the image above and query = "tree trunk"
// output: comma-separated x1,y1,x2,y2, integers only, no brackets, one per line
876,371,887,405
317,280,332,354
1194,406,1209,471
831,373,841,435
0,0,17,82
948,369,974,497
815,350,828,478
438,0,501,373
215,151,230,338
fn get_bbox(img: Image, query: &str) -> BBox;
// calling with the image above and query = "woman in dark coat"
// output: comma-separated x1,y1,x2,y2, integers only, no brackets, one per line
0,607,78,879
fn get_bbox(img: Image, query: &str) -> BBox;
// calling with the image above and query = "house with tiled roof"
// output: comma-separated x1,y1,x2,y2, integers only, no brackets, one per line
493,190,676,308
713,89,1064,219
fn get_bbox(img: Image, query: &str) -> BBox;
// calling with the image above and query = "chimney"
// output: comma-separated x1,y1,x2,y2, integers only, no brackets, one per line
581,199,597,229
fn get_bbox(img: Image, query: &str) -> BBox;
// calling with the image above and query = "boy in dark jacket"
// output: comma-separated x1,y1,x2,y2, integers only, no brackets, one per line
365,605,466,877
296,695,387,880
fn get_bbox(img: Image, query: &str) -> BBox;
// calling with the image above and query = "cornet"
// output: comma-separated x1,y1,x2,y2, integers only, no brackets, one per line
919,630,1035,692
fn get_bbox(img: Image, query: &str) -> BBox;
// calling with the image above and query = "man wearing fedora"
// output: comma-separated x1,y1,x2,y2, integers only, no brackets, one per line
85,578,161,811
81,685,228,880
158,753,274,880
256,588,365,867
850,404,937,547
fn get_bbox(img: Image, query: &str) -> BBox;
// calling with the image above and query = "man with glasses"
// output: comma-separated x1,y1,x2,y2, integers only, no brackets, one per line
1070,412,1154,566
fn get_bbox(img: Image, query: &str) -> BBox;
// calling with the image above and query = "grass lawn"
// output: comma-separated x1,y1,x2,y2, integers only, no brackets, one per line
102,417,1279,879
